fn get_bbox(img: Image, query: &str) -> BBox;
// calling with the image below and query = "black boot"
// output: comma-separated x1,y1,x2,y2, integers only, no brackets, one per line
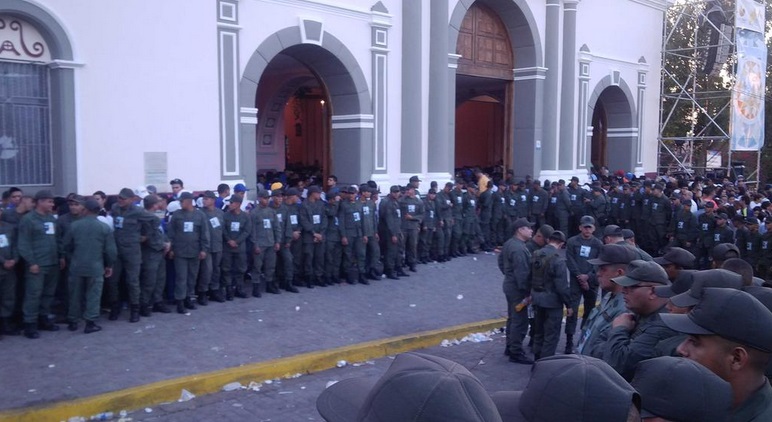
129,305,140,323
210,289,226,303
358,274,369,285
108,302,122,321
396,269,409,277
84,320,102,334
409,265,417,273
225,285,235,301
139,304,152,317
252,283,262,298
67,321,79,331
183,297,197,310
176,300,186,314
366,270,378,281
386,271,399,280
24,323,39,339
38,316,59,331
564,334,574,355
197,292,209,306
153,302,172,313
305,277,315,289
235,286,249,298
266,282,280,294
316,277,328,287
1,317,20,336
284,281,299,293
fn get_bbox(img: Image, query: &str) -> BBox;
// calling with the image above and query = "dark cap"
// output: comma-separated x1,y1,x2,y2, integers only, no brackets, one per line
571,176,579,182
716,212,728,220
654,270,697,299
549,231,566,243
602,225,623,237
592,186,602,193
662,288,772,353
631,357,731,422
272,189,284,197
68,194,86,205
389,185,400,193
612,260,670,286
653,184,664,191
587,244,638,266
653,247,696,269
512,218,534,230
711,243,740,262
490,355,639,422
118,188,136,200
83,198,101,214
409,175,421,183
428,188,437,195
308,186,322,195
169,178,183,185
202,190,217,199
285,188,300,197
178,192,194,201
704,201,715,209
233,183,249,192
579,215,595,227
745,216,760,225
256,190,270,199
621,229,635,240
669,269,743,308
536,224,554,239
229,194,243,204
316,352,502,422
743,286,772,312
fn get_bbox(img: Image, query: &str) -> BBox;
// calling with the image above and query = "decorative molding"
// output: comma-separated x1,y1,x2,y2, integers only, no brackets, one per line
448,53,461,69
260,0,375,22
513,66,548,81
299,17,324,45
0,16,50,62
48,59,84,69
218,0,238,23
628,0,673,12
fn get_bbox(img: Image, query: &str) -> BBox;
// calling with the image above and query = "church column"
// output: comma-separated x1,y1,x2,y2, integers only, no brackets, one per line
400,0,423,174
541,0,562,173
427,0,451,176
558,0,578,172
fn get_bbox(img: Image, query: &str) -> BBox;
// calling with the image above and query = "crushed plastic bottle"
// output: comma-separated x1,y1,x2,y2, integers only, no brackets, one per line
222,382,243,392
178,389,196,402
89,412,113,421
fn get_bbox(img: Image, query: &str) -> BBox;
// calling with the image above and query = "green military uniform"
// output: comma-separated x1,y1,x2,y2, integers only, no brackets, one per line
577,292,627,358
730,381,772,422
401,193,424,269
109,201,153,314
604,307,678,380
222,207,252,297
168,208,210,303
529,186,548,227
647,190,672,254
18,208,61,329
199,206,225,300
553,187,571,235
0,217,19,328
449,187,466,256
670,207,698,252
378,193,403,277
140,210,168,312
278,198,302,291
419,195,439,262
435,187,453,260
359,193,380,278
340,195,366,283
491,188,504,246
567,183,586,236
324,199,343,284
63,215,117,324
478,188,493,250
299,195,327,285
531,243,571,358
565,231,603,347
250,203,282,293
499,227,532,359
697,209,717,269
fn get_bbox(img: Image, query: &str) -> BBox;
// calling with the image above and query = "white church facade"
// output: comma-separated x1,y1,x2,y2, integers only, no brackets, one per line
0,0,670,195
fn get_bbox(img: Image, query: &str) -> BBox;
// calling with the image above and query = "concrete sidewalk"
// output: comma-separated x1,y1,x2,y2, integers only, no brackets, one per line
1,252,509,420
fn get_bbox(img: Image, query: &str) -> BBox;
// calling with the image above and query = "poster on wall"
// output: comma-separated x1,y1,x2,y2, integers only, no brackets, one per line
735,0,766,34
730,29,766,151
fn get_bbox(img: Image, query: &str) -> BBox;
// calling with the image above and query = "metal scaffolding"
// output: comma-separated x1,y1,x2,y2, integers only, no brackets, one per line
658,0,762,183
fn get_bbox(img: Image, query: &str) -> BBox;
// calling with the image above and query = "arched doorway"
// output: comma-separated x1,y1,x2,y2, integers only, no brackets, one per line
455,3,513,171
589,84,637,173
240,28,372,189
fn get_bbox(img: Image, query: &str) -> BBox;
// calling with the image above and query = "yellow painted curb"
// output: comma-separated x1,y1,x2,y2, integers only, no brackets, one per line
0,318,507,422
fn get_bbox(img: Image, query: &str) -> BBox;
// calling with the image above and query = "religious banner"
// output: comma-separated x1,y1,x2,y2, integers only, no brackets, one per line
730,29,766,151
735,0,765,34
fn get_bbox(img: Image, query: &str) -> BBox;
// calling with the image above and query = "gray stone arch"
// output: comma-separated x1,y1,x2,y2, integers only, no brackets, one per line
240,26,373,187
587,75,638,172
0,0,77,194
448,0,544,177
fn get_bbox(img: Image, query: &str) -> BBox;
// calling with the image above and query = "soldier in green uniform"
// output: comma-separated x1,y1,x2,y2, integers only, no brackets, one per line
696,202,718,269
379,186,405,279
323,190,343,285
340,186,367,285
565,215,603,353
530,231,572,359
419,188,438,263
637,182,653,252
586,187,608,230
448,182,466,257
62,199,117,333
617,184,632,230
401,185,424,271
358,186,380,280
299,186,327,287
435,183,453,262
168,192,210,313
280,188,302,292
250,191,282,294
713,213,734,248
17,190,64,339
199,191,226,303
139,194,170,315
567,177,586,237
529,181,548,228
270,190,296,292
669,197,698,253
108,188,153,322
553,180,572,235
222,195,252,298
647,184,672,254
743,217,762,273
499,217,535,364
758,217,772,281
0,207,19,337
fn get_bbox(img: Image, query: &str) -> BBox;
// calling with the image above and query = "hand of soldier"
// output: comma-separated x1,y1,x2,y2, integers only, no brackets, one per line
292,231,301,240
3,260,15,269
29,264,40,274
285,243,291,249
391,235,398,244
104,267,113,278
164,242,171,254
363,236,368,244
577,274,589,283
566,307,574,318
439,221,444,227
59,258,66,270
612,313,636,331
273,243,280,251
227,240,238,249
341,237,349,246
375,233,380,242
254,246,262,255
198,251,207,260
168,251,175,260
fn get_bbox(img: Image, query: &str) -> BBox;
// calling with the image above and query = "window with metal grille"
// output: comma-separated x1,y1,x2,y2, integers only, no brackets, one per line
0,61,51,186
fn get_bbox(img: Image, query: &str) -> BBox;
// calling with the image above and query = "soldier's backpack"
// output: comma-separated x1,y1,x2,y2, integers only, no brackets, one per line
531,247,559,292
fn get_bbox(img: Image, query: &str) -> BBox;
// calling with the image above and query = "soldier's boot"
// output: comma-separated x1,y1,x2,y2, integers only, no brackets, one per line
564,334,574,354
346,273,357,285
396,268,409,277
386,271,399,280
176,300,186,314
225,285,235,301
266,282,280,294
108,302,122,321
24,323,40,339
366,269,379,281
210,289,226,303
38,315,59,331
304,277,314,289
139,304,152,317
152,302,172,313
183,297,197,310
284,280,299,293
358,274,369,285
316,276,328,287
251,283,262,298
1,317,20,336
84,320,102,334
67,321,79,331
129,305,140,323
409,265,417,273
234,286,249,299
197,291,209,306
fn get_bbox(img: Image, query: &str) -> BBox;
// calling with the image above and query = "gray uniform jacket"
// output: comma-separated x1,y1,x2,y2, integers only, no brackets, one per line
63,216,117,277
603,308,678,380
223,210,252,252
360,200,377,237
202,207,225,254
566,234,602,284
339,200,364,238
111,203,153,252
168,209,211,258
250,205,281,248
531,245,571,309
299,200,327,243
499,237,531,295
0,221,18,273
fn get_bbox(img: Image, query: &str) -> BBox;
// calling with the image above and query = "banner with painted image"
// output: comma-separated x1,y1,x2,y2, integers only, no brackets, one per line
730,29,766,151
735,0,765,33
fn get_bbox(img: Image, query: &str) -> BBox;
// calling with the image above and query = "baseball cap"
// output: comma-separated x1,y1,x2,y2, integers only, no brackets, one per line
202,190,217,199
134,186,149,199
711,243,740,262
512,218,534,230
653,247,696,269
118,188,136,200
308,186,322,195
571,176,579,182
579,215,595,227
654,269,697,298
745,216,760,225
316,352,502,422
612,260,670,286
409,175,421,183
229,194,243,204
68,194,86,205
716,212,728,220
549,231,566,243
169,178,183,186
33,189,54,201
256,190,270,199
389,185,400,193
669,269,743,308
178,192,194,201
490,355,639,422
743,286,772,312
233,183,249,192
285,188,300,197
587,244,637,266
621,229,635,240
166,200,181,213
631,357,731,421
662,288,772,353
83,198,101,214
602,225,622,237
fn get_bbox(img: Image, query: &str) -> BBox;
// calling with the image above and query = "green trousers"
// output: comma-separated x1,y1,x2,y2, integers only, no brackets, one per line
23,265,59,323
68,275,104,323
